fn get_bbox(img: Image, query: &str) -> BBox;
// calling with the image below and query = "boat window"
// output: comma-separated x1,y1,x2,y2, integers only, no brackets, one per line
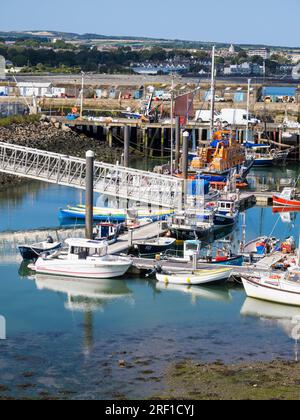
186,243,199,252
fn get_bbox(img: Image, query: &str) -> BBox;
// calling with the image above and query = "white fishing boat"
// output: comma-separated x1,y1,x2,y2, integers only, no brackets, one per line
29,238,132,279
156,267,233,285
241,270,300,306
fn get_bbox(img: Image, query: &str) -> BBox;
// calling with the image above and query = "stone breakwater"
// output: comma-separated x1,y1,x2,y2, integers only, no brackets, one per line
0,118,125,189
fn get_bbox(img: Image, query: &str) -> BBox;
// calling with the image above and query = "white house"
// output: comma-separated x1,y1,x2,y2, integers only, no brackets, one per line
17,82,52,97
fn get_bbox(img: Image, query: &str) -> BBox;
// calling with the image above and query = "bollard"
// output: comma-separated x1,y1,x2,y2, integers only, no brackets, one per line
128,229,134,247
85,150,94,240
193,252,198,271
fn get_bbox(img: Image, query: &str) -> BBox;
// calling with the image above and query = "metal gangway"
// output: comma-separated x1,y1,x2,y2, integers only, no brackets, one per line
0,142,184,209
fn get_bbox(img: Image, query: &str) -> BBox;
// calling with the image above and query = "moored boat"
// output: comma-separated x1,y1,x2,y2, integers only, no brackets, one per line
273,188,300,208
241,270,300,306
18,237,62,261
156,267,233,285
164,240,243,266
59,205,174,223
29,238,132,279
134,237,176,255
93,222,123,245
213,199,239,228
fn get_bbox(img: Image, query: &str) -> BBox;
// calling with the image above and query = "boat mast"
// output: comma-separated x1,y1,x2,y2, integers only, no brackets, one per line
246,78,251,143
80,71,85,119
209,45,216,138
170,74,175,176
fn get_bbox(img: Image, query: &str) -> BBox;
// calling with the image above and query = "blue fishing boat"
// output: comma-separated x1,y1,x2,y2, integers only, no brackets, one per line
213,200,239,228
59,205,174,223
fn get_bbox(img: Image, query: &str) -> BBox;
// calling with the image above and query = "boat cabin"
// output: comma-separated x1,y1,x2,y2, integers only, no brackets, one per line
216,200,236,215
94,223,121,240
184,240,202,260
65,238,108,260
280,188,296,200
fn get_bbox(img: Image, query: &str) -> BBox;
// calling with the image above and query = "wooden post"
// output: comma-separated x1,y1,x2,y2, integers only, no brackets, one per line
85,151,94,240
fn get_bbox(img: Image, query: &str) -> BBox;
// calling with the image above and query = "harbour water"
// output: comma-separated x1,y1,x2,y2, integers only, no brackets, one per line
1,167,300,399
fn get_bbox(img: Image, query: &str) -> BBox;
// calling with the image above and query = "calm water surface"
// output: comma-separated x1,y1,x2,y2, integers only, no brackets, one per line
0,166,300,399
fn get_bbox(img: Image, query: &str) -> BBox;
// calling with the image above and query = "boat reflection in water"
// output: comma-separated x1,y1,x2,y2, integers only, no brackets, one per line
29,274,134,356
241,298,300,361
34,274,134,312
155,282,232,305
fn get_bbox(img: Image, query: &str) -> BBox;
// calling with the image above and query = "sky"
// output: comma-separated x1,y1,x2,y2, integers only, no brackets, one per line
1,0,300,47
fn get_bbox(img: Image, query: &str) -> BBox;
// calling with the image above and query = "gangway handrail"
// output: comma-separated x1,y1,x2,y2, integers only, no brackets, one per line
0,142,184,209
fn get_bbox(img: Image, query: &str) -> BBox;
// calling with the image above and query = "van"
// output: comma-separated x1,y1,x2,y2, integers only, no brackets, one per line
194,110,221,123
217,109,260,126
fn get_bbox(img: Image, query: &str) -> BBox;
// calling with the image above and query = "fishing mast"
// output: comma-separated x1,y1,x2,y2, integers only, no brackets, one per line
209,45,216,138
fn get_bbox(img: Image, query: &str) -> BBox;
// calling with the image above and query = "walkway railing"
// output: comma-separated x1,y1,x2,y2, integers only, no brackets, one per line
0,142,184,209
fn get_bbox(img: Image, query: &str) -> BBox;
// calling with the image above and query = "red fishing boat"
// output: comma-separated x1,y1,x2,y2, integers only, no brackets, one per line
273,188,300,207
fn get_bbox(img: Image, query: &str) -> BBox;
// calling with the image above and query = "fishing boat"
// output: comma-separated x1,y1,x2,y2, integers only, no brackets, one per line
213,199,239,228
245,143,290,167
241,270,300,306
273,188,300,208
156,267,233,285
29,239,132,279
93,222,123,245
18,237,62,261
164,240,243,266
242,236,280,262
168,208,215,240
59,205,174,223
134,237,176,255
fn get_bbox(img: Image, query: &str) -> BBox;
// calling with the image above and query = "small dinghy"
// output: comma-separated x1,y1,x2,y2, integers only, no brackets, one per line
156,267,233,286
241,270,300,306
242,236,280,262
135,237,176,255
18,236,62,261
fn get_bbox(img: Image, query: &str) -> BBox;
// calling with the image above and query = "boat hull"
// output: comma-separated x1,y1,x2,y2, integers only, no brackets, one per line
156,268,233,285
18,243,62,261
207,256,243,266
213,213,238,228
273,195,300,208
136,242,175,255
31,259,132,279
242,277,300,306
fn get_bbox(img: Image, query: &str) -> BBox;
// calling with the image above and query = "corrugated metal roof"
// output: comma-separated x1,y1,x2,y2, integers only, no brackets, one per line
263,86,297,96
